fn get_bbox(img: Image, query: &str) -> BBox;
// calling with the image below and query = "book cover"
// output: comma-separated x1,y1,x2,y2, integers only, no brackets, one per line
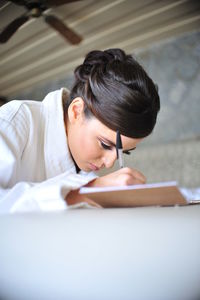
79,181,188,208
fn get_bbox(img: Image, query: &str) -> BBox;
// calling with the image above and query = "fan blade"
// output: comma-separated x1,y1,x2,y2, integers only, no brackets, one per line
45,15,82,44
0,15,29,43
9,0,27,6
45,0,82,7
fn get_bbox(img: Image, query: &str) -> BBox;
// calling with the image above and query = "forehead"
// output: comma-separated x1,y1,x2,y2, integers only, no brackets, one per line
84,117,143,148
121,135,143,149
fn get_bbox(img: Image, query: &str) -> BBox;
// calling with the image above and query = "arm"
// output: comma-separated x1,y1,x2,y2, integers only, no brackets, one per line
0,124,97,213
0,110,98,213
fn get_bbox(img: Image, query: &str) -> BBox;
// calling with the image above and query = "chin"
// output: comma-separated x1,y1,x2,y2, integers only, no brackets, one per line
80,167,89,172
77,162,90,173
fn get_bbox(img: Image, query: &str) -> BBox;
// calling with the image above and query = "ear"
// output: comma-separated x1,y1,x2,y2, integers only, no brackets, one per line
67,97,85,124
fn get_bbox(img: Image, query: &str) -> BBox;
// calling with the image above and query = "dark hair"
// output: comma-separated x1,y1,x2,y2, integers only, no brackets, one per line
65,48,160,138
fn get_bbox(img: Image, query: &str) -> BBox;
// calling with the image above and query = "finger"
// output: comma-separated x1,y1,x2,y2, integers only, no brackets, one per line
121,167,146,183
130,169,146,183
132,178,146,185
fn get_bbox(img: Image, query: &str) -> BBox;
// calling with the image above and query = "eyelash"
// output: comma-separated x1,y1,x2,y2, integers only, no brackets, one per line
101,141,112,150
100,141,132,155
123,150,131,155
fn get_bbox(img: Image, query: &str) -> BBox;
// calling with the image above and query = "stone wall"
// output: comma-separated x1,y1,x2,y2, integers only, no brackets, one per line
135,30,200,146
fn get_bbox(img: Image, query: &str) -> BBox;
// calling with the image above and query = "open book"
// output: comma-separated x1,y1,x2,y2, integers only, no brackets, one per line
79,181,199,208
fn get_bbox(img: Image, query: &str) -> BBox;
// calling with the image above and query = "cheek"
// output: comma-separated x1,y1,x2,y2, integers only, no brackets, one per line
77,134,100,161
79,135,99,159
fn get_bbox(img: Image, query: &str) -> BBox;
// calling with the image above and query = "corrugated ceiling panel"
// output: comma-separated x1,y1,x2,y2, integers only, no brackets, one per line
0,0,200,97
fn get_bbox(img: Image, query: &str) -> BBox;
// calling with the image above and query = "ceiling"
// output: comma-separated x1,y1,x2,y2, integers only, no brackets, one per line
0,0,200,98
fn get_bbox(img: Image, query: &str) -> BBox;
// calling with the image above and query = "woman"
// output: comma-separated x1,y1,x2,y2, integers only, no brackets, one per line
0,48,160,213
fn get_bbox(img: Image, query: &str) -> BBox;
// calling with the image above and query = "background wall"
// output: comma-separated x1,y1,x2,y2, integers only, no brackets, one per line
136,29,200,146
133,30,200,188
10,30,200,187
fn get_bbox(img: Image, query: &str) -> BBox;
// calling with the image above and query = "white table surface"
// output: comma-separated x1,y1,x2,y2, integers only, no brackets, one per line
0,204,200,300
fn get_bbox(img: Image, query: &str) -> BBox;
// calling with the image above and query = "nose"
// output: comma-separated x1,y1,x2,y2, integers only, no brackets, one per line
102,150,117,169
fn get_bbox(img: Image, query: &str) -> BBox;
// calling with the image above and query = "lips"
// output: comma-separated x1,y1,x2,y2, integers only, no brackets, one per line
89,163,100,171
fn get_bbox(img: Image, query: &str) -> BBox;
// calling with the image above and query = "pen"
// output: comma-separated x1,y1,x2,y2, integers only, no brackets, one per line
116,130,124,168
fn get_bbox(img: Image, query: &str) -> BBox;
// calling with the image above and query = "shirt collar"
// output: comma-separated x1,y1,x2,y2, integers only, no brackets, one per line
43,88,76,178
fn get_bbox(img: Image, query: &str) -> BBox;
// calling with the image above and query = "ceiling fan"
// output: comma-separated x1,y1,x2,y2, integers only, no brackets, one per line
0,0,83,44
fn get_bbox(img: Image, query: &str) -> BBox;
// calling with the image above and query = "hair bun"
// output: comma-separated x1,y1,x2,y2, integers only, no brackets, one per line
74,49,127,82
104,48,126,61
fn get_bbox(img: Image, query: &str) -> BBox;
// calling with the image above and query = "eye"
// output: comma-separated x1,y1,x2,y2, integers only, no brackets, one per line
123,147,136,155
100,141,112,150
123,150,131,155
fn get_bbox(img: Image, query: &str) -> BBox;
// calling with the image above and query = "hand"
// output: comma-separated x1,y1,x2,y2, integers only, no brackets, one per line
66,167,146,208
87,167,146,188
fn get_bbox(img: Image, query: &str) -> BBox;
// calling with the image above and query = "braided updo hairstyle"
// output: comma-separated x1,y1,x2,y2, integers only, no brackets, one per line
65,48,160,138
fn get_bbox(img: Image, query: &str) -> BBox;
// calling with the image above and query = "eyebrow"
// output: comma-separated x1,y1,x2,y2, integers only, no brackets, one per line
126,147,136,151
100,136,136,152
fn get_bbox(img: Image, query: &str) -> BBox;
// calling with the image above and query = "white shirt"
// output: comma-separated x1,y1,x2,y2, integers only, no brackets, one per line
0,89,97,213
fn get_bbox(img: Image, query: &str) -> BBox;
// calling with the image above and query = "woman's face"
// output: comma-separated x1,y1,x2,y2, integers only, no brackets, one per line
65,98,143,172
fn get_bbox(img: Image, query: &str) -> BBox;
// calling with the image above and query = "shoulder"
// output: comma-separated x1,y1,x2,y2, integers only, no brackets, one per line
0,100,42,127
0,88,69,130
42,88,69,108
0,100,24,123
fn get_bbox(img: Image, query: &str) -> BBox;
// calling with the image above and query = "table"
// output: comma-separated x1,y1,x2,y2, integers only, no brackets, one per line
0,205,200,300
